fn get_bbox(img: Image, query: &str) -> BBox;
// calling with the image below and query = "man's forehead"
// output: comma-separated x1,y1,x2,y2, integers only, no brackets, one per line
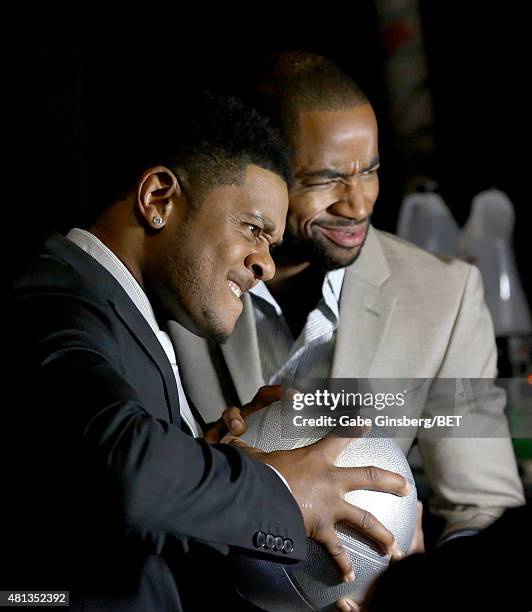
238,164,287,192
295,104,377,131
233,165,288,234
292,106,378,170
210,165,286,203
293,106,376,149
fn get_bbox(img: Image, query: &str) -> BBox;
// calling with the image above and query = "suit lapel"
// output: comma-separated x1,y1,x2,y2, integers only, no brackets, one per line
220,293,265,404
331,228,397,378
112,296,181,424
44,233,181,426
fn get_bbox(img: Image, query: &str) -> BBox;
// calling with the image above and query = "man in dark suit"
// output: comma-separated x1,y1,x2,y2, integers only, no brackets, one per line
4,93,409,611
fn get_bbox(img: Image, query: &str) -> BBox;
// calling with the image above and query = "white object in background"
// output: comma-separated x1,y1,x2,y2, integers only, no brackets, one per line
456,188,531,337
397,192,460,256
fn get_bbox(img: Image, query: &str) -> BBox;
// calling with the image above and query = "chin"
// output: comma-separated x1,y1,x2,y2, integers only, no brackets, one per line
329,246,362,267
309,244,361,271
201,309,236,345
313,231,370,270
206,325,232,345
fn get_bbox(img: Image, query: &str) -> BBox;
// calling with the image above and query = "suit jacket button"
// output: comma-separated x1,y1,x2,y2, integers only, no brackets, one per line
265,534,275,549
253,531,266,548
282,538,294,554
274,536,284,551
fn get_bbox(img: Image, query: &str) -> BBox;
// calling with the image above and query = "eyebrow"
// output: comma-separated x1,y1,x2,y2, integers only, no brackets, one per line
298,156,381,180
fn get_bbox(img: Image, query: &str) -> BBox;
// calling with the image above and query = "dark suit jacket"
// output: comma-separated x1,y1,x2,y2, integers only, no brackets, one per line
2,234,306,611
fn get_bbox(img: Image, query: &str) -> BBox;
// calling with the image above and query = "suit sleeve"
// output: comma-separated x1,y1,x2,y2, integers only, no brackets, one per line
11,290,307,562
417,265,525,538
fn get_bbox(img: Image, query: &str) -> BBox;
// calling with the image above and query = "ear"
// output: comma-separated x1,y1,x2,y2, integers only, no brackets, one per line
137,165,181,229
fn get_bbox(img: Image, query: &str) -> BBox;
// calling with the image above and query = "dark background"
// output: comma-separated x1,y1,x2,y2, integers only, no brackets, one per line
10,1,530,305
6,0,530,550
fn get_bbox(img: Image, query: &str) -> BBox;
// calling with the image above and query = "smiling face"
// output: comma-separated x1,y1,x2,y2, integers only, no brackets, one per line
151,164,287,342
279,104,379,270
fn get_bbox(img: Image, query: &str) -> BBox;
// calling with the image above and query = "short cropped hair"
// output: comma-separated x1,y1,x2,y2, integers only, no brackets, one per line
88,92,291,219
254,50,369,141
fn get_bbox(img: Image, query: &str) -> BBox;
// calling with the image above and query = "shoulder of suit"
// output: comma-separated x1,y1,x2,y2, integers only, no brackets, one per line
11,248,125,354
12,239,118,308
372,228,474,283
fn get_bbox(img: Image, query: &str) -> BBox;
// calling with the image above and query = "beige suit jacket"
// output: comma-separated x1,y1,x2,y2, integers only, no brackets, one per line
169,228,524,537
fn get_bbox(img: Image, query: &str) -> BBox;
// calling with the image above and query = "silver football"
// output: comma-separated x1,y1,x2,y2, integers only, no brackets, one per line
234,401,418,611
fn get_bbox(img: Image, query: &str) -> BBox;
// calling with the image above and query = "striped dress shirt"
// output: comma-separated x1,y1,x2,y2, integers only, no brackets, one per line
250,268,345,384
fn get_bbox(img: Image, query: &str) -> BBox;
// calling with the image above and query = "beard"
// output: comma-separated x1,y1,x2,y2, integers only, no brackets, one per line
274,219,371,271
147,240,233,344
202,307,232,344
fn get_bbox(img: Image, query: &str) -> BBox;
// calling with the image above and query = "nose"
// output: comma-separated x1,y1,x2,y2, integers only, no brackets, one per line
244,244,276,283
329,177,373,222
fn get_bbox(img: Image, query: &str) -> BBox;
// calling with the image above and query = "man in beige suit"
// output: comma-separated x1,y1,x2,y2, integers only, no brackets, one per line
170,52,524,543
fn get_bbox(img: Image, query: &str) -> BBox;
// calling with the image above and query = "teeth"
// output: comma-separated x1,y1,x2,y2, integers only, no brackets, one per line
228,280,242,298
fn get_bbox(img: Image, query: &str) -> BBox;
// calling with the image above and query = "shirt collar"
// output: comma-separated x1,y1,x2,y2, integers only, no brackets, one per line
66,228,160,334
250,267,345,319
323,267,345,320
249,278,283,314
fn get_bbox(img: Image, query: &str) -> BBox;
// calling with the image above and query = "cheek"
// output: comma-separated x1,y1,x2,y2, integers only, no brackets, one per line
206,239,249,286
289,193,330,228
214,237,248,275
225,240,247,264
366,176,379,204
181,227,256,295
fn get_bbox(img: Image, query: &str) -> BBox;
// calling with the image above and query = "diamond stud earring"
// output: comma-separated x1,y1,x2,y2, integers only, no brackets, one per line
153,217,163,226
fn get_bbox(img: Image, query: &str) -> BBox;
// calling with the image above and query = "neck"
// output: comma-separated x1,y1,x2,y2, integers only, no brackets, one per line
89,207,145,289
265,258,326,340
267,256,325,297
266,258,311,292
